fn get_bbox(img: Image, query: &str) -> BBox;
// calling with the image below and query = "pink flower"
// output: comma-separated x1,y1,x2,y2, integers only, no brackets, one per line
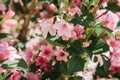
71,25,85,40
39,45,54,60
102,0,109,3
49,4,57,12
107,38,120,52
0,67,6,73
44,65,54,73
3,10,15,18
97,9,119,31
110,52,120,67
4,19,18,27
0,41,10,60
25,49,35,65
36,57,48,66
68,7,82,17
116,12,120,19
54,46,69,62
71,0,82,8
117,0,120,6
82,40,92,47
0,4,6,11
27,72,39,80
7,70,23,80
39,18,56,38
52,18,74,40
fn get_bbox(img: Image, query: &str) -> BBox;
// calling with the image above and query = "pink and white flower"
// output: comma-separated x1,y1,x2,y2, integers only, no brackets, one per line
39,45,54,60
97,9,119,31
53,18,74,40
36,57,48,66
3,10,15,18
27,72,39,80
4,19,18,27
7,70,23,80
72,24,85,40
54,46,69,62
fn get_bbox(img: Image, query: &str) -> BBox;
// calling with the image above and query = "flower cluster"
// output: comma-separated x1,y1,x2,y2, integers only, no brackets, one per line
0,0,120,80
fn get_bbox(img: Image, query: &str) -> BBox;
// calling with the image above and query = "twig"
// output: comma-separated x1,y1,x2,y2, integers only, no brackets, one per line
18,0,35,41
95,10,108,20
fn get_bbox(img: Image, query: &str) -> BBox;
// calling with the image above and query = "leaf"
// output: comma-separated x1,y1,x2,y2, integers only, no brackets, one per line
17,59,27,69
0,74,3,80
69,76,82,80
117,20,120,29
0,33,14,40
2,0,10,4
59,62,68,74
95,27,104,37
92,40,109,54
68,55,86,74
102,55,111,72
20,76,27,80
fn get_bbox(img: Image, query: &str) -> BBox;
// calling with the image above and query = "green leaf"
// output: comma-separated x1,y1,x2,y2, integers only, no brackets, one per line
95,27,104,37
17,59,27,69
117,20,120,29
20,76,27,80
0,74,3,80
2,0,10,4
59,62,68,74
69,76,82,80
102,55,111,72
68,55,86,74
92,40,109,54
0,33,14,40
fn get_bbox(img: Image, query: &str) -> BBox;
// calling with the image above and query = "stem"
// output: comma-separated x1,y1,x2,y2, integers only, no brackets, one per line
18,0,35,41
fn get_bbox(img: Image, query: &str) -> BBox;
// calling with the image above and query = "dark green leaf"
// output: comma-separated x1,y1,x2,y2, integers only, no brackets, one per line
117,20,120,29
20,76,27,80
68,55,86,74
92,40,109,54
17,59,27,69
2,0,10,4
69,76,82,80
102,55,111,72
59,62,68,74
0,33,14,40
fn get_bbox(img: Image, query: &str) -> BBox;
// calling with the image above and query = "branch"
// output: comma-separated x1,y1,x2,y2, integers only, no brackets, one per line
18,0,35,41
95,10,108,20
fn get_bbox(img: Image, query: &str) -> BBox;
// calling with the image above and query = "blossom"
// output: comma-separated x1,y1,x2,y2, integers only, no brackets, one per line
4,19,18,27
52,18,74,40
26,72,39,80
68,7,82,17
25,49,35,65
49,4,57,12
107,38,120,52
36,57,48,66
7,70,23,80
54,46,69,62
3,10,15,18
71,0,82,8
39,18,56,38
39,45,54,60
0,3,6,11
97,9,119,31
0,41,11,60
82,40,92,47
110,52,120,67
71,25,85,40
44,65,54,73
0,67,6,73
